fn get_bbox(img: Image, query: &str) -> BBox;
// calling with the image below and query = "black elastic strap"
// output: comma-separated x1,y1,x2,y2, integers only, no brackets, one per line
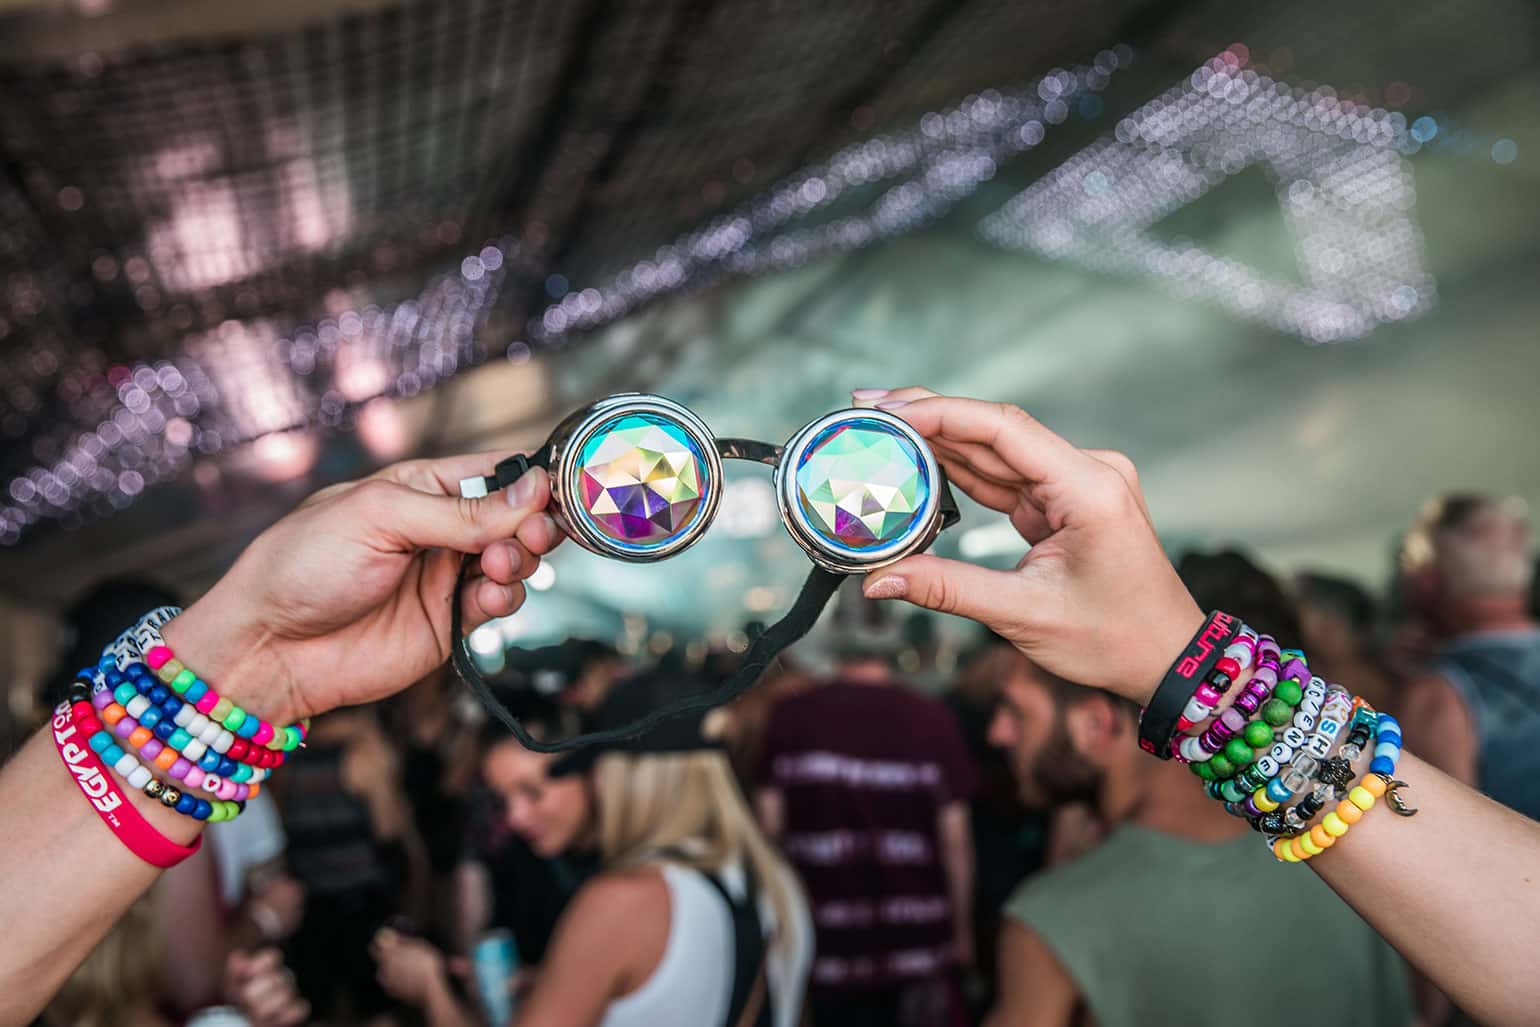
1137,610,1241,758
697,866,772,1027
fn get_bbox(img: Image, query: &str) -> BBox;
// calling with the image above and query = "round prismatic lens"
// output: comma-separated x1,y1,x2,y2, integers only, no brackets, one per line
793,416,931,555
573,412,711,553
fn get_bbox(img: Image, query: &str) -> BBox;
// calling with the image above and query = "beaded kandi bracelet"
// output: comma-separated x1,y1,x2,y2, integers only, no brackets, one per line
1239,681,1351,824
1176,629,1267,764
68,677,244,822
1273,711,1410,862
107,661,284,771
91,683,260,809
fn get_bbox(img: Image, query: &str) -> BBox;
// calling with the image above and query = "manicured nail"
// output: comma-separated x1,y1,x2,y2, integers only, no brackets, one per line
851,388,890,400
508,472,540,509
863,575,908,600
875,399,909,411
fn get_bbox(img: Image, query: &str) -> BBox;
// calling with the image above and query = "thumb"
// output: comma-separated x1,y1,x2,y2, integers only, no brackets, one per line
360,468,551,554
863,553,1029,630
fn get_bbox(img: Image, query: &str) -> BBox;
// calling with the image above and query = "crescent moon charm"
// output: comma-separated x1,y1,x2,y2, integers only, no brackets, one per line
1383,777,1419,817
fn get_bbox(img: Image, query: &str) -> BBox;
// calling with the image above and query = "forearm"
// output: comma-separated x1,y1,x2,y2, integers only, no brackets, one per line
1308,752,1540,1027
424,972,478,1027
943,836,974,951
0,726,202,1025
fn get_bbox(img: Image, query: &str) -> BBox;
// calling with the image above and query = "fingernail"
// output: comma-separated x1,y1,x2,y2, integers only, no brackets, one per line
864,575,908,600
507,472,539,510
851,388,890,400
875,399,909,411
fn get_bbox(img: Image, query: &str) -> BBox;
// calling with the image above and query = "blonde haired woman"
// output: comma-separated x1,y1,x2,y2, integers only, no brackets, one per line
369,671,812,1027
520,670,813,1027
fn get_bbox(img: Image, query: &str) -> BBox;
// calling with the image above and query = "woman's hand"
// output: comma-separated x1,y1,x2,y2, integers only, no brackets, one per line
163,452,561,724
371,928,451,1008
224,948,310,1027
854,388,1203,704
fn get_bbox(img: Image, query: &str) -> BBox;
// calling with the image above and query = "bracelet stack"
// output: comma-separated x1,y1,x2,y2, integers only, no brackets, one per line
51,607,311,865
1149,612,1419,864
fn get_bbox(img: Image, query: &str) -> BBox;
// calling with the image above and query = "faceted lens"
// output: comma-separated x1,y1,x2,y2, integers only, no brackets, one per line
575,413,709,550
794,417,929,553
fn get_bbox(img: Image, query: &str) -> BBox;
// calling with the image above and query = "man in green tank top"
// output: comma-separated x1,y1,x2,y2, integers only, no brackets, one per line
983,645,1413,1027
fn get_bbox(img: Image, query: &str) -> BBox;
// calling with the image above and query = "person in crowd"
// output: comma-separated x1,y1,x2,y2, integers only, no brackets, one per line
942,641,1045,1016
978,640,1411,1026
375,671,813,1027
756,581,976,1027
1294,570,1396,712
556,639,629,714
221,948,312,1027
1178,548,1303,646
278,703,428,1025
8,402,1540,1027
1396,494,1540,822
455,698,597,966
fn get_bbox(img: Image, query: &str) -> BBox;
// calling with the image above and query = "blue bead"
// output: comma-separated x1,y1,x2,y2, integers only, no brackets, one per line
175,794,198,816
98,655,116,671
1378,731,1402,748
148,685,170,704
192,800,213,821
1369,756,1395,776
217,757,238,778
153,721,177,742
237,716,261,739
139,707,163,729
89,732,113,753
104,668,126,686
113,684,136,705
198,751,222,772
184,681,208,703
1266,778,1291,802
102,746,125,766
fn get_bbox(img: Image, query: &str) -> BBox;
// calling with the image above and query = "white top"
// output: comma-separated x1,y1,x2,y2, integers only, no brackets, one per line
599,860,812,1027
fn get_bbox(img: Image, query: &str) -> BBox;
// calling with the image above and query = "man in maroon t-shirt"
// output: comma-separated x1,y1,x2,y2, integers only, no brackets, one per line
756,594,977,1027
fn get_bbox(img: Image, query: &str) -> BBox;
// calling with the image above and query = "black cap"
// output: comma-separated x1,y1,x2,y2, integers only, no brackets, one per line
549,669,725,777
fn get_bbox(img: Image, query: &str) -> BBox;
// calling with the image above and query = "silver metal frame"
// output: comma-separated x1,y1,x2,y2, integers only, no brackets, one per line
548,393,724,563
773,406,944,574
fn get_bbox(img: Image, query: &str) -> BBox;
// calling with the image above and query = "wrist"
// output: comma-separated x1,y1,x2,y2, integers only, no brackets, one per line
1130,596,1206,706
162,594,298,727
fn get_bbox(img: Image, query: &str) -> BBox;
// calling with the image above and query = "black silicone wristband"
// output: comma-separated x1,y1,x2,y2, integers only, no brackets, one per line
1138,610,1241,759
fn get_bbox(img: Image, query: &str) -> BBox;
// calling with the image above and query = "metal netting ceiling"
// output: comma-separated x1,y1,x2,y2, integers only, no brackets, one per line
0,0,1150,544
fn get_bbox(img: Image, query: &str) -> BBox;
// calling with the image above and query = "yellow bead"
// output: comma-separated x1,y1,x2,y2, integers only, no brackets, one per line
1349,786,1376,812
156,658,185,684
1323,812,1349,837
1274,839,1297,862
1253,790,1280,813
210,697,234,721
1300,834,1323,856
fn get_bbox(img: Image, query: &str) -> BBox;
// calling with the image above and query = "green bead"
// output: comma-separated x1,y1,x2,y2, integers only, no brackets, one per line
1244,721,1274,748
114,683,137,705
223,708,247,732
283,725,303,751
1193,759,1217,781
1261,698,1293,727
1220,779,1247,803
1275,679,1303,706
1208,753,1236,778
1223,737,1254,766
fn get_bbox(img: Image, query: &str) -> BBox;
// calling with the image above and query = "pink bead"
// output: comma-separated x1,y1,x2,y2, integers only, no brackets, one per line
92,690,113,710
1219,707,1247,733
195,692,220,715
170,758,193,781
216,778,238,800
113,718,136,739
251,722,274,746
145,646,173,670
141,739,164,759
1195,683,1224,706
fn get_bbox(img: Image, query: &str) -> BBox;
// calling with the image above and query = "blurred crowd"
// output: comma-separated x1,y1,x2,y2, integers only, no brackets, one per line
24,490,1540,1027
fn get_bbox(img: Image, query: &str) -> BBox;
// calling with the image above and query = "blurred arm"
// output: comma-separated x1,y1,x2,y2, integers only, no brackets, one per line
937,800,975,969
755,786,786,840
1398,675,1479,786
983,920,1078,1027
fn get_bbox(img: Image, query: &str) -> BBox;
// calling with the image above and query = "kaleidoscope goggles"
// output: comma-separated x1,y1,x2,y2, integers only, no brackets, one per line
449,393,959,752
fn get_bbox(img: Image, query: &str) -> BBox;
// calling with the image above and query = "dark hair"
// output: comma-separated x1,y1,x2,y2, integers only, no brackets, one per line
985,634,1139,719
1177,548,1302,648
1295,571,1378,633
42,577,181,711
476,693,580,752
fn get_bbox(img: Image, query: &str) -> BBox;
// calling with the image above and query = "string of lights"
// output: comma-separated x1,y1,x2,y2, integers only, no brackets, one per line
981,47,1437,344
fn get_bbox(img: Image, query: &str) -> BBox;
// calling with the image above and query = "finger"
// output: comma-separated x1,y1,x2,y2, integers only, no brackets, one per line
462,577,528,630
246,948,285,975
477,540,532,585
356,467,551,554
1085,449,1153,525
862,553,1034,632
850,385,938,409
245,973,291,1013
877,397,1089,489
514,511,564,558
932,436,1030,488
369,448,533,496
